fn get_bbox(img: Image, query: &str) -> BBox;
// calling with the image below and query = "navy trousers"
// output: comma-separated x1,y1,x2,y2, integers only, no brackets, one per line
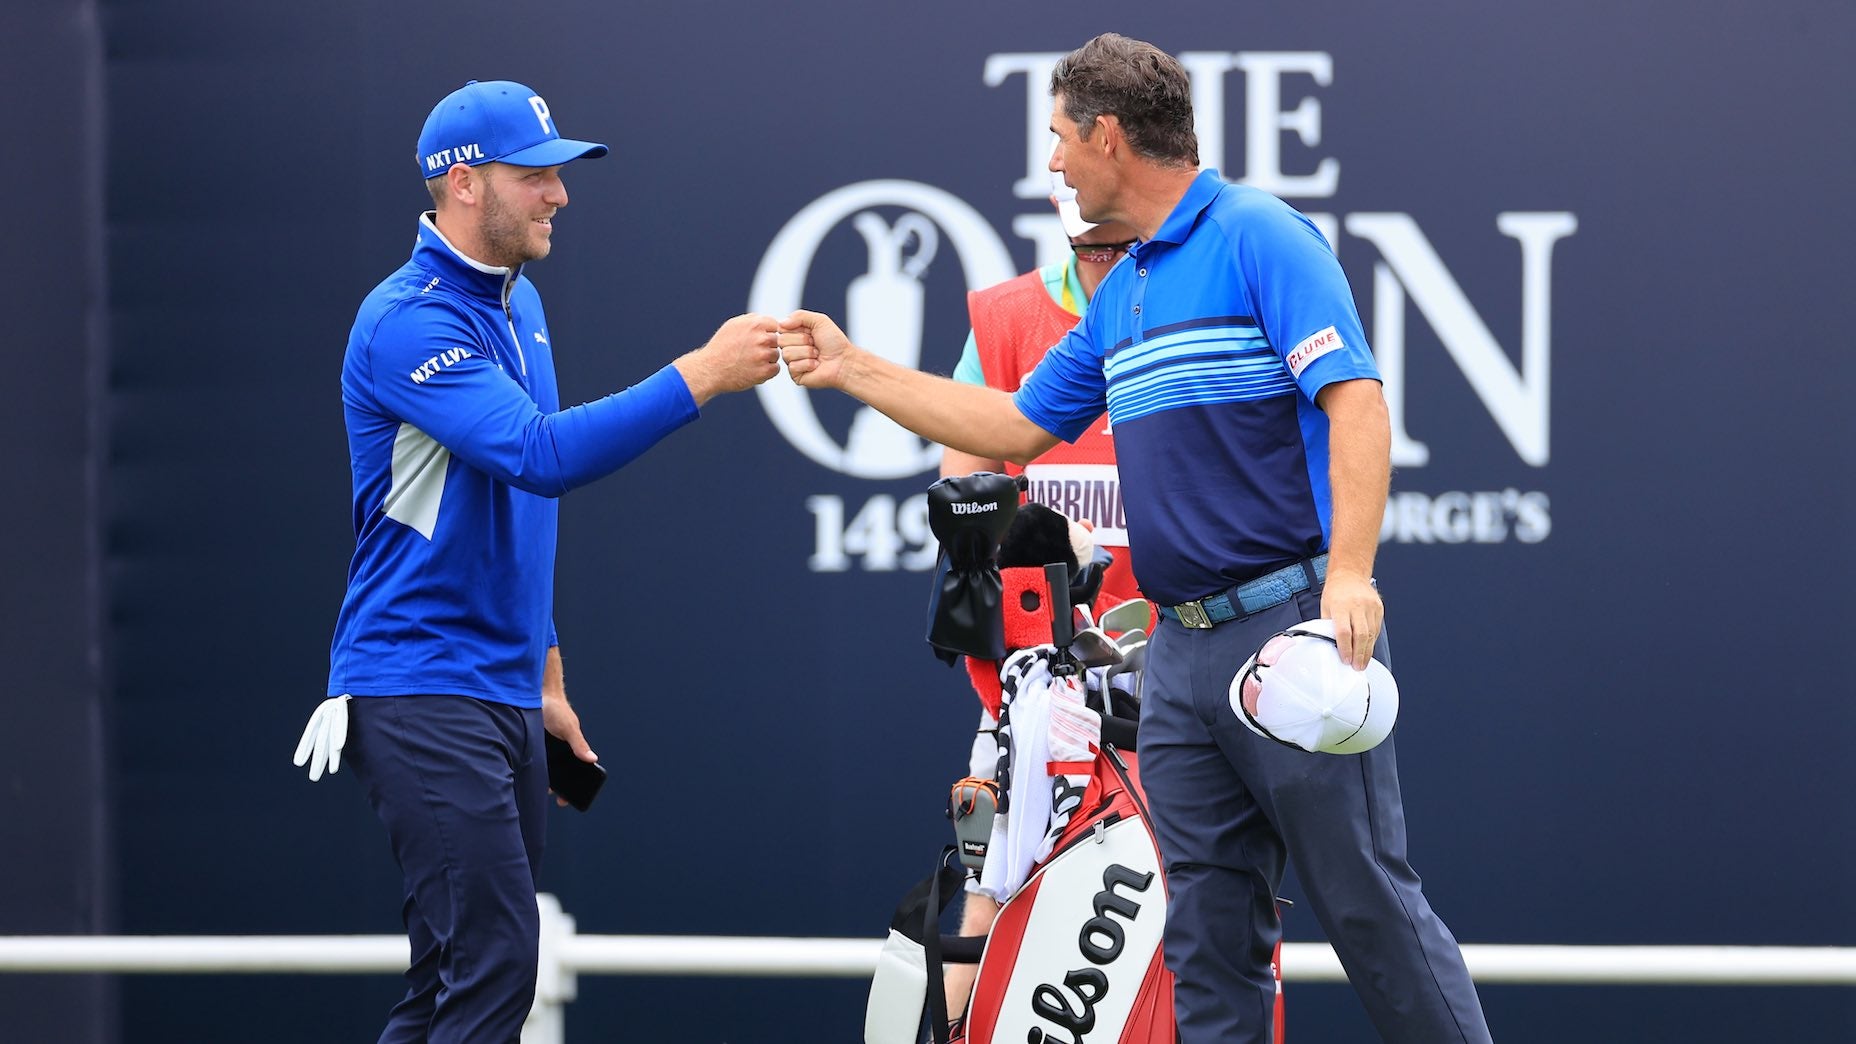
346,694,549,1044
1140,582,1493,1044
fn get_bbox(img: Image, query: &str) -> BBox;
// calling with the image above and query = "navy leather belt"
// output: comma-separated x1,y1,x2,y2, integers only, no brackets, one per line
1158,554,1329,629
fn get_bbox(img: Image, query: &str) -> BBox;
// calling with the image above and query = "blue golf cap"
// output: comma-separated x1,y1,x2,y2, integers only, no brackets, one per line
416,80,608,178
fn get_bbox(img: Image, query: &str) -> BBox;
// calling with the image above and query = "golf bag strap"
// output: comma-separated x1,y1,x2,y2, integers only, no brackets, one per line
918,859,996,1044
880,848,966,1044
915,863,991,1042
938,934,985,963
922,859,952,1044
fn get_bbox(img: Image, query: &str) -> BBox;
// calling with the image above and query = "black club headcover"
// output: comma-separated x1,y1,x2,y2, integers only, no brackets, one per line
999,502,1110,609
924,472,1023,663
996,502,1075,571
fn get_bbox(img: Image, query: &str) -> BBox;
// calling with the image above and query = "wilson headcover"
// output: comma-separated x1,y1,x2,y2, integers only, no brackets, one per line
1228,619,1399,755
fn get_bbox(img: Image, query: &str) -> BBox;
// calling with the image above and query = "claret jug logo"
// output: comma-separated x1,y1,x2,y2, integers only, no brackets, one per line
750,181,1016,573
751,181,1015,479
757,49,1577,571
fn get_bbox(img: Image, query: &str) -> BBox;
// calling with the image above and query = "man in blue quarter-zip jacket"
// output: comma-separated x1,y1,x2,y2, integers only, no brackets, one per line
292,80,780,1044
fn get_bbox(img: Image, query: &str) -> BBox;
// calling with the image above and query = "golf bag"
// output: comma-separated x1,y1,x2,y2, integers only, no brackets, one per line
869,477,1283,1043
960,736,1173,1044
866,663,1285,1044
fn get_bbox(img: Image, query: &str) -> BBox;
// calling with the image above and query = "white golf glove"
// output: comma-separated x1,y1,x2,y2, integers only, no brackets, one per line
292,695,352,781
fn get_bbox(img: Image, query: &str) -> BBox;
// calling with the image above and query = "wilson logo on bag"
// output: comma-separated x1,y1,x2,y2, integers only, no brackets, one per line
959,750,1173,1044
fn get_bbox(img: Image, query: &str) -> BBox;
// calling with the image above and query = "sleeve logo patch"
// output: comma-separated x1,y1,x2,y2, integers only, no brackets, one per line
409,347,474,385
1286,325,1344,378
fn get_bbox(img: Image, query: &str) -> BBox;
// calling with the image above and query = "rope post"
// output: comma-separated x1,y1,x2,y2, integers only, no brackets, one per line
523,893,577,1044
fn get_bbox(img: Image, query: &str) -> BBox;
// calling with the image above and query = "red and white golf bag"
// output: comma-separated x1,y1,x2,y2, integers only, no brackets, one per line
959,736,1174,1043
869,541,1285,1044
865,656,1284,1043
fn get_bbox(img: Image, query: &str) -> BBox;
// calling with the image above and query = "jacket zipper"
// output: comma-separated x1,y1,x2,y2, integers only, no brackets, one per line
503,273,527,377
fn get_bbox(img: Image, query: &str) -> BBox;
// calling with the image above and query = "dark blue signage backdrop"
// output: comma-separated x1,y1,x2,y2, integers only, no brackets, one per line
4,0,1851,1040
0,3,111,1042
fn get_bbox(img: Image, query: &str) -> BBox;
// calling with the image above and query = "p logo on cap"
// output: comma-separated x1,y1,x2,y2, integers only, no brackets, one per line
1229,618,1399,755
416,79,609,178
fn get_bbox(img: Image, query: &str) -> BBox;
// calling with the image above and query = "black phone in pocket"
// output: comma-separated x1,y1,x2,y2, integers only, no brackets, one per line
545,733,607,811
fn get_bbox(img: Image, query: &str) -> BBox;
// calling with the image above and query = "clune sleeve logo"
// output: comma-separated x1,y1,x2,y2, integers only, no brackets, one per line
1286,325,1344,378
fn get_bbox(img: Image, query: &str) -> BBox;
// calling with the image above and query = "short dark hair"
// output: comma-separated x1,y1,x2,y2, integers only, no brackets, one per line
1049,34,1198,167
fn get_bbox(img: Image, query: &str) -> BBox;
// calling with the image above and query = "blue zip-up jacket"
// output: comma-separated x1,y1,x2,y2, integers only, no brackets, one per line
327,214,698,707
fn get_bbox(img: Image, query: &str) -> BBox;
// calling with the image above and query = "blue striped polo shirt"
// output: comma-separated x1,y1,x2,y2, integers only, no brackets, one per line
1014,170,1378,605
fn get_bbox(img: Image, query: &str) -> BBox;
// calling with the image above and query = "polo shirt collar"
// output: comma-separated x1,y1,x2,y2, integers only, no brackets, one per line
1147,168,1227,247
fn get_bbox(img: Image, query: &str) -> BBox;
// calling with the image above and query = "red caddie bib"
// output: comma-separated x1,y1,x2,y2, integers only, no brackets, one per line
968,271,1139,611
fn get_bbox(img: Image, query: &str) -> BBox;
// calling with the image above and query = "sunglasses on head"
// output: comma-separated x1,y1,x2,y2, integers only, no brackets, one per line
1070,239,1138,263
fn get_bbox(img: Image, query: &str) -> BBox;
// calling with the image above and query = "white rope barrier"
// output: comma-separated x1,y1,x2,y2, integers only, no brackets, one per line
0,935,408,974
1457,944,1856,986
3,894,1851,1044
560,935,882,978
4,934,1854,984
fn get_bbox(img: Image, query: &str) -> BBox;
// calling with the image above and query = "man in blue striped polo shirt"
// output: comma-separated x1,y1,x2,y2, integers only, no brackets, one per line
781,33,1491,1044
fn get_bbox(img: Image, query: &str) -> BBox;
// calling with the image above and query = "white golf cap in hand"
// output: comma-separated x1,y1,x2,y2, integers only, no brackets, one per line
1229,619,1399,755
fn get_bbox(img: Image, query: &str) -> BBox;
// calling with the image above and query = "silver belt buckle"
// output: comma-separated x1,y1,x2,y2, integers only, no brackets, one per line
1174,599,1214,629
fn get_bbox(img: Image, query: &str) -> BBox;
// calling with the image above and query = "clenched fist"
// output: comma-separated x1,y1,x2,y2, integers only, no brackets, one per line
777,310,855,389
675,313,782,404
